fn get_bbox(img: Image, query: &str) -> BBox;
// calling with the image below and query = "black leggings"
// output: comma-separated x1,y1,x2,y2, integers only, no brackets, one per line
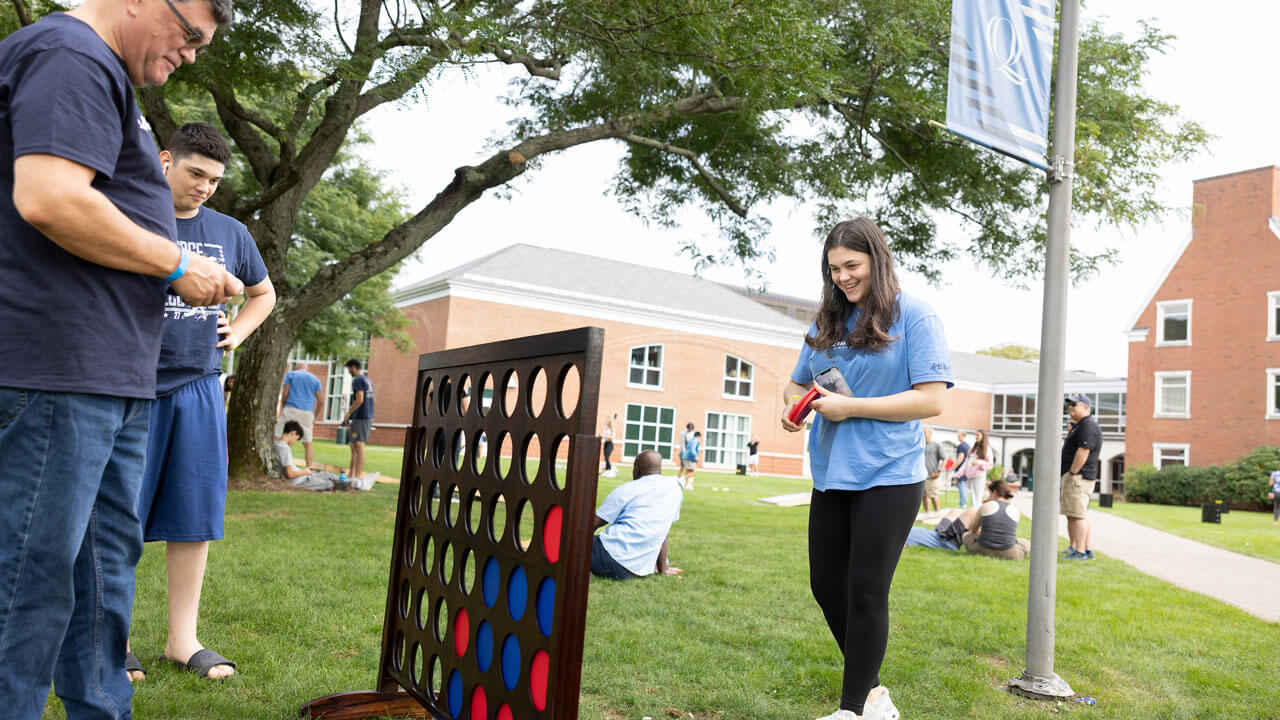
602,440,614,470
809,482,923,714
1273,497,1279,522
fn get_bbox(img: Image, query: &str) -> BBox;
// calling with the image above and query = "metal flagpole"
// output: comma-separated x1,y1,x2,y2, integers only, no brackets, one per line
1009,0,1079,700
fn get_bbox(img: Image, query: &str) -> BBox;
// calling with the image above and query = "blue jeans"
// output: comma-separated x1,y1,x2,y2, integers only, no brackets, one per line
590,535,634,580
0,388,150,719
956,477,969,508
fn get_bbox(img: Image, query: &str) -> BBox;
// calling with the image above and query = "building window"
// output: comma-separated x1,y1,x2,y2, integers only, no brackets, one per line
723,355,754,399
1152,443,1189,469
628,344,664,389
1155,299,1191,346
992,393,1036,432
1267,369,1280,420
623,403,675,459
1154,372,1190,418
704,412,751,467
324,359,347,422
1268,292,1280,341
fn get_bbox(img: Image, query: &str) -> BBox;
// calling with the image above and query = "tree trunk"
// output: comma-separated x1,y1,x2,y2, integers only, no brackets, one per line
227,313,299,489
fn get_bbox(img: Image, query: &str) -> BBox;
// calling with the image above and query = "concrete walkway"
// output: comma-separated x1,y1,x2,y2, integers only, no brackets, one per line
1009,492,1280,624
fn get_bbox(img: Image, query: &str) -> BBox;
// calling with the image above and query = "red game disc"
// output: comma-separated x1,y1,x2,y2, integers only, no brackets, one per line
453,608,470,657
530,649,550,710
542,505,563,563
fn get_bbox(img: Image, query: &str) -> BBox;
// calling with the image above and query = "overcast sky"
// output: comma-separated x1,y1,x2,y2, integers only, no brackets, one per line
364,0,1279,378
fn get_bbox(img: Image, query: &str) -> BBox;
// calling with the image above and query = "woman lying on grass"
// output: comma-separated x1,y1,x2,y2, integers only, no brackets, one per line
905,479,1029,560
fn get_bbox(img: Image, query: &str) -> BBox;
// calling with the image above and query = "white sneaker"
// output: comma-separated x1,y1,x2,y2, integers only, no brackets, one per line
353,472,379,491
862,687,899,720
814,710,858,720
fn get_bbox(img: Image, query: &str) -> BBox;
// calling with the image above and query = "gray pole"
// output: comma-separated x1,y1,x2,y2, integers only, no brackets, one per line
1009,0,1079,701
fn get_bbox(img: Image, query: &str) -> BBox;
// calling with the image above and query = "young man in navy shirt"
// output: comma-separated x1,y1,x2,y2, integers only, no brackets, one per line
128,123,276,681
0,1,239,716
343,358,376,482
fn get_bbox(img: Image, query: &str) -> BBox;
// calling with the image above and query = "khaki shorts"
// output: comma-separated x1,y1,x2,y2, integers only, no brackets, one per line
275,406,315,442
923,473,940,499
680,458,696,471
962,532,1030,560
1060,473,1094,519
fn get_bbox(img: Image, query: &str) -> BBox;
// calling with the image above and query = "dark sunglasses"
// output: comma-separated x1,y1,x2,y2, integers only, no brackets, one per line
164,0,208,53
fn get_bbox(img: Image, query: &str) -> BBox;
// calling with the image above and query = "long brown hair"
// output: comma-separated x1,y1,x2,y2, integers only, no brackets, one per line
971,429,990,462
805,217,901,353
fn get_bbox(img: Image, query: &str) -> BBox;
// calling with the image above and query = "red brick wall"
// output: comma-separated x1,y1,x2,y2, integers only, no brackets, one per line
1126,166,1280,466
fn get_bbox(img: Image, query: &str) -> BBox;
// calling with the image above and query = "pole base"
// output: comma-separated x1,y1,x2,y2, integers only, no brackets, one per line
1008,670,1074,700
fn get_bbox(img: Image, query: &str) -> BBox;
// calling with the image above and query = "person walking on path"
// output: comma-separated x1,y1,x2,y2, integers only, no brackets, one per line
1269,465,1280,525
600,413,617,478
1061,393,1102,560
277,363,324,468
343,358,375,481
128,123,276,682
676,421,695,485
680,431,702,490
781,217,953,720
921,427,945,513
0,1,238,716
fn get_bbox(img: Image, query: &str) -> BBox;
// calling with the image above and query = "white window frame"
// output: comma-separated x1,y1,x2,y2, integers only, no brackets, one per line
1268,291,1280,342
323,359,349,422
1267,368,1280,420
1154,371,1191,418
722,354,755,400
621,402,676,459
703,411,752,468
627,344,665,391
1152,442,1190,469
1155,299,1192,346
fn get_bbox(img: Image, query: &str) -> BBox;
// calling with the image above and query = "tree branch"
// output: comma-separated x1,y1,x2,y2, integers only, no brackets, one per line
490,45,561,79
137,87,179,150
622,133,746,217
8,0,31,27
211,90,280,188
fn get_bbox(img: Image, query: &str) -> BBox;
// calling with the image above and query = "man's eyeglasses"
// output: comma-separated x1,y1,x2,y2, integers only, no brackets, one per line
163,0,207,52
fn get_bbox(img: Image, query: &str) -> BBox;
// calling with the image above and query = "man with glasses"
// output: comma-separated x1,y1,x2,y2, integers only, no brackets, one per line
0,0,235,716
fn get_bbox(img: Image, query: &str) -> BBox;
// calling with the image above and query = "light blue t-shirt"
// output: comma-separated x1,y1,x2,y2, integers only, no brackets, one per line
596,473,683,576
282,369,322,412
791,292,954,491
682,436,700,462
1270,470,1280,494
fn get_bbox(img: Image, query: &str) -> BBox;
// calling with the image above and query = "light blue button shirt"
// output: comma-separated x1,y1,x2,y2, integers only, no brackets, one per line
596,473,683,576
791,293,954,491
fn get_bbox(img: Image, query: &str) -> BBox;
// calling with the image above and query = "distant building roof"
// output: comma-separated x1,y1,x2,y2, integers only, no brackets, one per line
394,243,1124,387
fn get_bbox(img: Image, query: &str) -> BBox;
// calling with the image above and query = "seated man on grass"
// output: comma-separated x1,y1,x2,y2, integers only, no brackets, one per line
591,450,683,580
274,421,376,491
904,479,1030,560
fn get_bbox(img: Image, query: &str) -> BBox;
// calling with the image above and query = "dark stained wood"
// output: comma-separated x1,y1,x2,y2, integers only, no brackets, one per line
302,327,604,720
298,690,434,719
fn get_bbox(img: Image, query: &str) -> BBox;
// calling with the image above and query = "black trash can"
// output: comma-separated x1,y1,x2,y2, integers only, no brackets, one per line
1098,493,1113,508
335,426,350,445
1200,502,1221,524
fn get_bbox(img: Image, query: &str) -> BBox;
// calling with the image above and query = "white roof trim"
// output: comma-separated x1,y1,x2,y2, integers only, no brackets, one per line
1126,328,1149,343
396,273,808,349
1125,229,1194,333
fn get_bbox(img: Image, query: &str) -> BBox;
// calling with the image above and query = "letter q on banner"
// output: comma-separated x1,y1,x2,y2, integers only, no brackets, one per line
946,0,1054,169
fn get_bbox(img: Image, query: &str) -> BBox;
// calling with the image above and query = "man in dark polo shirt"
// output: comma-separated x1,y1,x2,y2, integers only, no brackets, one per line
1060,394,1102,561
0,1,238,716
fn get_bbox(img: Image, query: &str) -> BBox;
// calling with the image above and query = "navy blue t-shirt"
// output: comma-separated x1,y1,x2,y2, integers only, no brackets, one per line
156,208,267,396
350,374,374,419
0,13,176,398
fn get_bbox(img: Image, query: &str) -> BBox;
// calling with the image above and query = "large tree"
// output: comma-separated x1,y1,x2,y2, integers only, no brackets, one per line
2,0,1206,485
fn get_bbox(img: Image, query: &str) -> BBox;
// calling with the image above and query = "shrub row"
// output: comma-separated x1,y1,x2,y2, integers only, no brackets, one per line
1123,445,1280,510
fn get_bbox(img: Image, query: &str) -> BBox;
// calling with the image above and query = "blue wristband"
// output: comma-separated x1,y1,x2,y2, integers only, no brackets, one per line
163,245,189,283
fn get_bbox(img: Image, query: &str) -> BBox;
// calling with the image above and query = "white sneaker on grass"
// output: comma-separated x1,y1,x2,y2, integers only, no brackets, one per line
353,472,379,491
814,710,858,720
862,687,900,720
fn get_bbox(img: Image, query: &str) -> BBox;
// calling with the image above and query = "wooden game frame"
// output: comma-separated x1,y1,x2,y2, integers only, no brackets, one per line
302,327,603,720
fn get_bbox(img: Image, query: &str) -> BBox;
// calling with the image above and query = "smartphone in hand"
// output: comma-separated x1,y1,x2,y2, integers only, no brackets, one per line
814,365,852,396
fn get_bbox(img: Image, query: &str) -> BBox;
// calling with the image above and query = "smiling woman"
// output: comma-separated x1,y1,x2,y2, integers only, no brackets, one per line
780,217,954,720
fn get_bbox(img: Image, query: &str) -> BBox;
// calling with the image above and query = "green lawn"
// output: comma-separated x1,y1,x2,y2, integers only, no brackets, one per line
1098,500,1280,563
311,438,410,479
43,467,1280,719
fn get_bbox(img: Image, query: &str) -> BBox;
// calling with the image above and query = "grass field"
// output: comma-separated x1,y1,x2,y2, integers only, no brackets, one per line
1099,500,1280,563
42,458,1280,719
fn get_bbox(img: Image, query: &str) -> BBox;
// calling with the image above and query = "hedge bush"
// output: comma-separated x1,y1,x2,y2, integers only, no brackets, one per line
1123,445,1280,510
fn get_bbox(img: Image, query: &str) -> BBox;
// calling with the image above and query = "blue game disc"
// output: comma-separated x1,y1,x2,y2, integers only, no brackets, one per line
482,556,499,608
501,634,521,691
447,668,462,718
536,577,556,636
507,566,527,621
476,620,494,672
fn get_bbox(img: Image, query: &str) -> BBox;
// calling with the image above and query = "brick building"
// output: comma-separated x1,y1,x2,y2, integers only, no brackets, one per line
1125,165,1280,468
305,244,1125,485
